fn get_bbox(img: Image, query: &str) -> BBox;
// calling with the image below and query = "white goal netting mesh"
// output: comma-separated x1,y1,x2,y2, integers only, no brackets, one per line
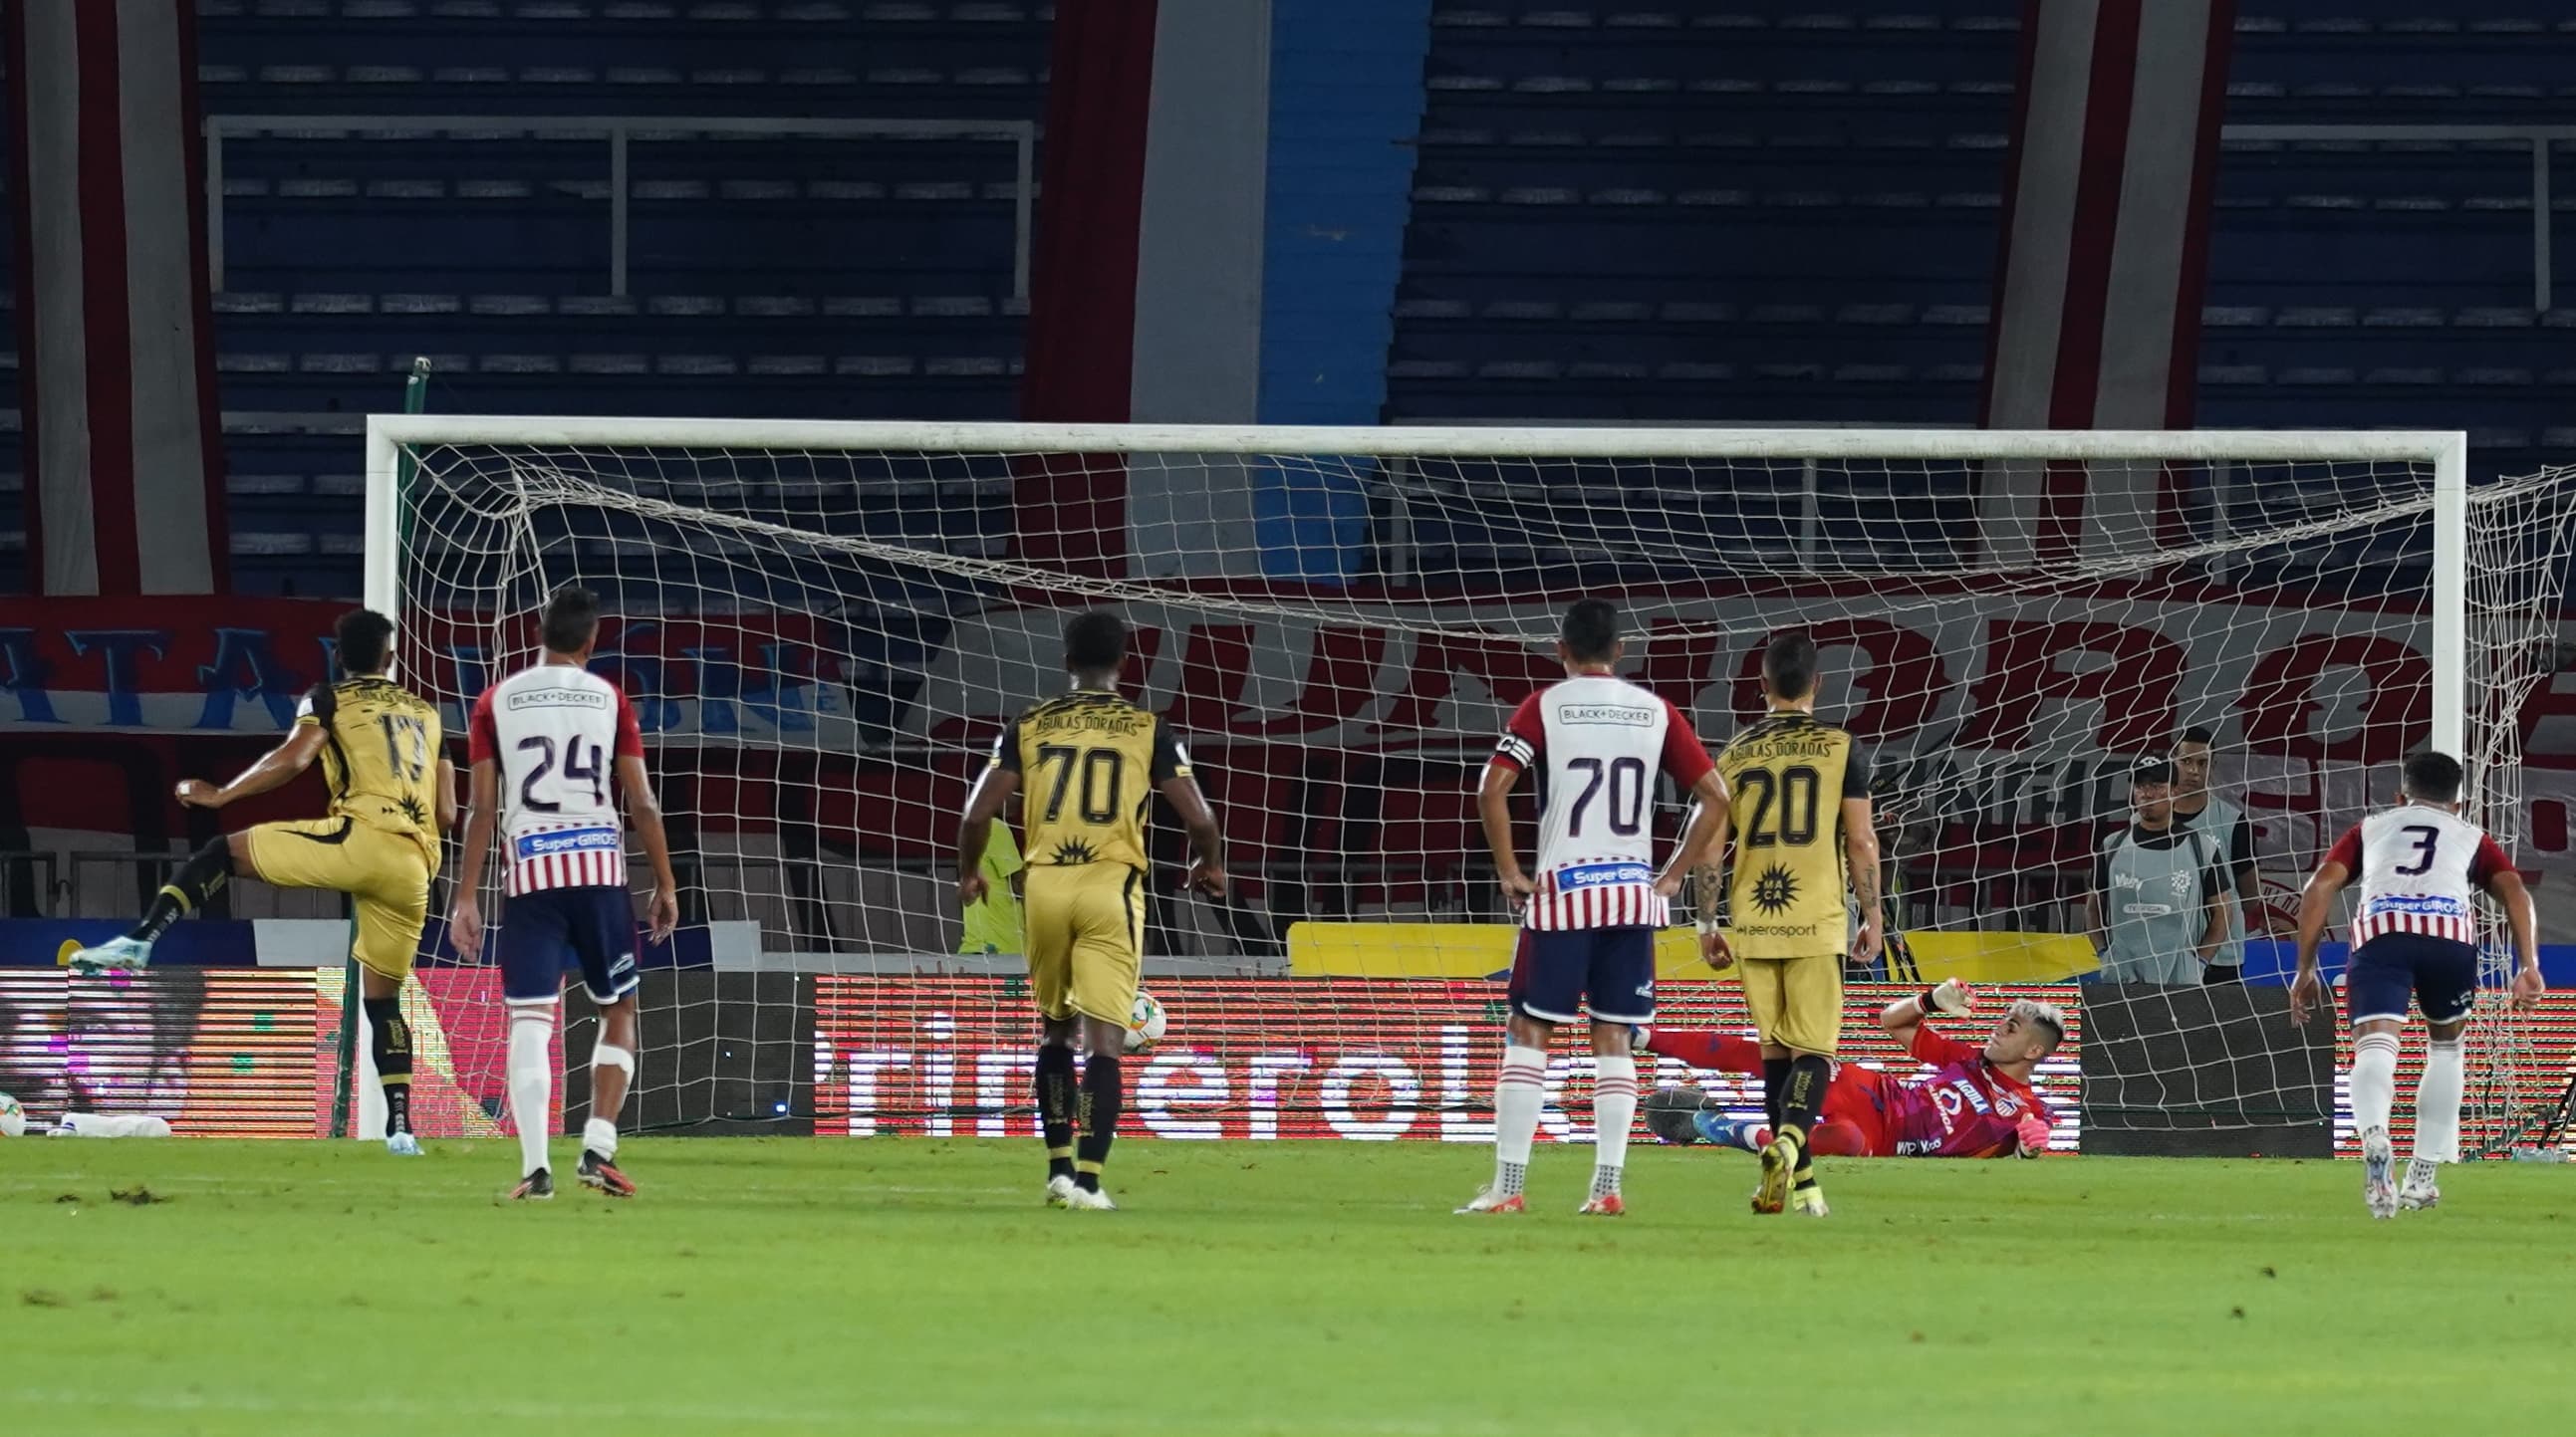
383,429,2576,1155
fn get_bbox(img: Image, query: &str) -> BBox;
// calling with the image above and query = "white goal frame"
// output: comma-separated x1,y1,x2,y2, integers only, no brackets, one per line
365,417,2471,758
354,416,2482,1145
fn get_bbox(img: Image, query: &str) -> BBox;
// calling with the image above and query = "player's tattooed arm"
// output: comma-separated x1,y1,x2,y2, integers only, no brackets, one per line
1690,788,1734,948
1842,795,1883,964
1657,770,1729,899
176,723,329,809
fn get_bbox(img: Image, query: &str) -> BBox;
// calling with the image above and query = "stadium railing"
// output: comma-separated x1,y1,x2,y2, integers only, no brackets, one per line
202,114,1039,300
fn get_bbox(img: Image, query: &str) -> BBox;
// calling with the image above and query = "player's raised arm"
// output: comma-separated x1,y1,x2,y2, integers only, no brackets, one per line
2288,827,2359,1025
1877,977,1970,1048
955,719,1023,908
174,692,331,809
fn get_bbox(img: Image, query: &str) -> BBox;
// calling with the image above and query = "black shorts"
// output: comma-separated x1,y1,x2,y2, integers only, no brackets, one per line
498,884,640,1005
2346,933,2478,1028
1508,925,1656,1026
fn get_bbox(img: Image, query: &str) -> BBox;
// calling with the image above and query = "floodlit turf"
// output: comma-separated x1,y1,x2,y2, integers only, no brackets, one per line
3,1140,2572,1437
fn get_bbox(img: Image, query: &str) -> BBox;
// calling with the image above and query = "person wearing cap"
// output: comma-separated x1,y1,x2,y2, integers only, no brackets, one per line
2088,755,2234,984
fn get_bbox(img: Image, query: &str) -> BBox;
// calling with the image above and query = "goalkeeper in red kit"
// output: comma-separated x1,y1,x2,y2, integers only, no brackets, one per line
1642,982,2063,1158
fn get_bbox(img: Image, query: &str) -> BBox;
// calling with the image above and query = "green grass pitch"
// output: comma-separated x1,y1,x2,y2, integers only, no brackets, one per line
4,1139,2572,1437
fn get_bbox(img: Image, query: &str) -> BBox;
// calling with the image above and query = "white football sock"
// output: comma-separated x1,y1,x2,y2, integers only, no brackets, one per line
2350,1032,2401,1135
588,1042,636,1160
1492,1045,1547,1196
507,1009,554,1177
1591,1053,1639,1198
2412,1038,2465,1166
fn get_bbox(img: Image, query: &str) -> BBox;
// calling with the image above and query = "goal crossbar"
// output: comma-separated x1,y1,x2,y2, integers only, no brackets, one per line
366,414,2466,463
363,417,2472,756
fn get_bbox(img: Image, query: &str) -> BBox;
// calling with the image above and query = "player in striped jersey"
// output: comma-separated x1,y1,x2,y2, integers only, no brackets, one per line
2290,751,2541,1217
450,587,679,1200
1459,599,1729,1216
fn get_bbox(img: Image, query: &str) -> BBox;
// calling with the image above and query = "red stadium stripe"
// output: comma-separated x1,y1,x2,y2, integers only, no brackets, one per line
73,1,137,593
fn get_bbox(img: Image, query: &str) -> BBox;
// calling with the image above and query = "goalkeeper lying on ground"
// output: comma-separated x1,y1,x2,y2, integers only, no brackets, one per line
1642,983,2064,1159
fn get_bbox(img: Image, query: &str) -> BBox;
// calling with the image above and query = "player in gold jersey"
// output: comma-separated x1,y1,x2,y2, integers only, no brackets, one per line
67,608,454,1153
955,610,1226,1211
1700,632,1880,1216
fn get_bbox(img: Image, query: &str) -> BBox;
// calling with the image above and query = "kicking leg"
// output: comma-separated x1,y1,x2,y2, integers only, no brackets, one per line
67,833,253,971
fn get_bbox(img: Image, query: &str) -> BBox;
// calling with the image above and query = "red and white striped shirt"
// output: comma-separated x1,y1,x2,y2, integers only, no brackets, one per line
468,664,646,896
1487,675,1714,931
2325,805,2513,949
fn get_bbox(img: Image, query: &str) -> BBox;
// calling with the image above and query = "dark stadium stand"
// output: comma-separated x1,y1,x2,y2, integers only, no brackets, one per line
1390,0,2576,483
2,1,2570,598
0,0,1050,596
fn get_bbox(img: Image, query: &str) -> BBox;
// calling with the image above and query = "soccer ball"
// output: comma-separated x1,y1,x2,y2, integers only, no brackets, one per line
0,1092,24,1138
1125,991,1167,1054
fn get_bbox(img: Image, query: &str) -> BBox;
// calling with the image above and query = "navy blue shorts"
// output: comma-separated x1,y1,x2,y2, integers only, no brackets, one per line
2346,932,2478,1028
1508,926,1656,1026
498,885,641,1005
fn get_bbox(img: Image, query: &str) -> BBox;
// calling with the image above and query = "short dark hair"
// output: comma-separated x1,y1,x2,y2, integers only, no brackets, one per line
2177,725,2215,748
542,585,603,655
1761,632,1818,701
1064,608,1129,674
1560,599,1620,663
2403,750,2464,804
335,607,394,674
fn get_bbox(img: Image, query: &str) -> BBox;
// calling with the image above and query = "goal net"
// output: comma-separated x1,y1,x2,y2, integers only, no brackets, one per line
365,418,2575,1156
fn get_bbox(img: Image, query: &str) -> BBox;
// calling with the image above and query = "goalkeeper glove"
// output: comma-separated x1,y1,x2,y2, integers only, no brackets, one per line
1922,978,1972,1016
2014,1110,2052,1157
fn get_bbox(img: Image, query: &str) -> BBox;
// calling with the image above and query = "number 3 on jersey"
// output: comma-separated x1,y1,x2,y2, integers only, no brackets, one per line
515,734,607,814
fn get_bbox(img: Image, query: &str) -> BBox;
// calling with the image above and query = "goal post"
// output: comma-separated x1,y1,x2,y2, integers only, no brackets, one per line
356,415,2569,1153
